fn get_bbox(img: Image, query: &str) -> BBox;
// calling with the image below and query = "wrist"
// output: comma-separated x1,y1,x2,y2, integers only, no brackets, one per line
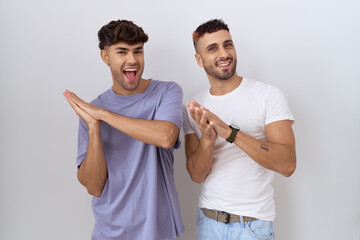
200,137,215,149
88,122,101,133
226,124,240,143
99,108,108,121
224,126,232,139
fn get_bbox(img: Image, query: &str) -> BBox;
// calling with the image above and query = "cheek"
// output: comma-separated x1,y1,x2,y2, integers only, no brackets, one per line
138,57,145,67
205,57,216,66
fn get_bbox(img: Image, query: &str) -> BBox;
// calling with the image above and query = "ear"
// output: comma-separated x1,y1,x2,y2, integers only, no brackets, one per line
100,49,110,66
195,53,204,68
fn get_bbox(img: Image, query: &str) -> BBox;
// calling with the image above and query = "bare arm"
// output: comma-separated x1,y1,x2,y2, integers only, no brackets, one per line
233,120,296,177
101,111,179,149
78,124,108,197
189,101,296,177
65,90,179,149
185,104,217,183
64,92,107,197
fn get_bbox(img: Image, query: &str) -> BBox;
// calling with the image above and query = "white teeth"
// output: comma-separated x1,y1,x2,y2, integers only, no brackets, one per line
218,62,230,67
124,69,137,71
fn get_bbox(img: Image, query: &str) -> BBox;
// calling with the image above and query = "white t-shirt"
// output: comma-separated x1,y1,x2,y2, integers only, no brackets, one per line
183,78,295,221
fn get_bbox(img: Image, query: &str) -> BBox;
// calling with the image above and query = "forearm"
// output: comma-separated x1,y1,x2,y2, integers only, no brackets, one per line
78,126,108,197
186,138,215,183
234,131,296,177
101,110,178,149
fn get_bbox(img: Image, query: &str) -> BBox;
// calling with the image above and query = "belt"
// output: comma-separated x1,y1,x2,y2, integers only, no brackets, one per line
201,208,257,224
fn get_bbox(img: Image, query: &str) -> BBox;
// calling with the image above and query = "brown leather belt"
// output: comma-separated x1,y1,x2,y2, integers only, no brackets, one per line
201,208,257,224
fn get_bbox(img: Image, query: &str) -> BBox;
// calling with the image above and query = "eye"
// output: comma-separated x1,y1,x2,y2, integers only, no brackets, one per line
134,50,143,54
117,51,126,55
208,47,216,52
225,42,233,48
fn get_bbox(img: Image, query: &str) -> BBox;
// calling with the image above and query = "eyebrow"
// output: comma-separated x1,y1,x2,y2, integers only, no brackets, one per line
115,47,128,51
205,39,233,51
206,43,218,51
224,40,233,44
115,46,144,51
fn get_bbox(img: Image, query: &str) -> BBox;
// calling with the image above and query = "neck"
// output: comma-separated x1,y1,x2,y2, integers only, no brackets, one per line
112,78,150,96
209,74,243,96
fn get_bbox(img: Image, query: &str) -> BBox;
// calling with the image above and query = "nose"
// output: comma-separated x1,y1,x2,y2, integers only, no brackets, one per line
126,52,137,65
218,46,230,59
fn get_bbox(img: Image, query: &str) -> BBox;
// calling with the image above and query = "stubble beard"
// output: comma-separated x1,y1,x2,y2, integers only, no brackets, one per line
113,68,143,92
204,57,237,81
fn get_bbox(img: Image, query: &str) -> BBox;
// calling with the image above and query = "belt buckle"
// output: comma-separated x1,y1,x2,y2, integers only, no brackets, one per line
219,211,230,224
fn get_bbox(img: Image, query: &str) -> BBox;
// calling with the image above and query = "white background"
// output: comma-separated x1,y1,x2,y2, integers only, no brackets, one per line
1,0,359,239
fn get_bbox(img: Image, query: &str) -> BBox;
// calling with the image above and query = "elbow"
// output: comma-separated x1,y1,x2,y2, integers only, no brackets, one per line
88,189,102,197
188,169,207,183
282,168,295,177
161,139,176,149
186,161,211,183
160,128,178,149
281,158,296,177
83,184,103,197
78,173,104,197
190,175,205,184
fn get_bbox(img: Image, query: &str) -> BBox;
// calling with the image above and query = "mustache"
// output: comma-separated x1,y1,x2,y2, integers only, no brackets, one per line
215,57,233,66
123,63,139,68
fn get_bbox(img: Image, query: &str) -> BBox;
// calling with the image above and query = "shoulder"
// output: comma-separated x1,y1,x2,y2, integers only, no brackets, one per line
245,78,270,91
149,79,183,98
89,89,111,107
151,79,182,91
245,78,283,98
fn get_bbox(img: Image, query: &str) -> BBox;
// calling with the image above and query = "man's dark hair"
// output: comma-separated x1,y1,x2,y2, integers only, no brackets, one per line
98,20,149,50
193,19,229,49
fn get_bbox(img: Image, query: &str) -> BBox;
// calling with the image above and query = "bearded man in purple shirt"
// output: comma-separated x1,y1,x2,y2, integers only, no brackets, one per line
63,19,184,240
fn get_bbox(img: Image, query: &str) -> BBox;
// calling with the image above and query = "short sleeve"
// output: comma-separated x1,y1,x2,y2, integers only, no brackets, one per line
264,86,295,126
76,118,89,167
182,105,195,135
153,82,183,149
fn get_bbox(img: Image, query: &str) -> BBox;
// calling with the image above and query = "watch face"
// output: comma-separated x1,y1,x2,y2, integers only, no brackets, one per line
230,124,240,130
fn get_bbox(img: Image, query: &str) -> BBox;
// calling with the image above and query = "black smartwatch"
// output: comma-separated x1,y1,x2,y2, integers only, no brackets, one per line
226,124,240,143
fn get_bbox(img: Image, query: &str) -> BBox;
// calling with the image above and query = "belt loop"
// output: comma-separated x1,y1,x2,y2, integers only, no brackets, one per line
240,216,245,227
214,210,218,221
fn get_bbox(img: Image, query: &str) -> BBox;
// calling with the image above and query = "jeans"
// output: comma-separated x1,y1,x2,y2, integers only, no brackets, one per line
197,208,275,240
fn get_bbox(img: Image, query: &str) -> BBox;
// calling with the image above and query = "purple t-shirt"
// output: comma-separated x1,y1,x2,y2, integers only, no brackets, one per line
76,79,184,240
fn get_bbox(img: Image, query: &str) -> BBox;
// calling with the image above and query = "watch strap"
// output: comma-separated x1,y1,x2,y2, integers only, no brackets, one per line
226,126,239,143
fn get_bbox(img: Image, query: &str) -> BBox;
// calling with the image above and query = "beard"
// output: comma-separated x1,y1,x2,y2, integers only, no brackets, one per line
204,57,237,81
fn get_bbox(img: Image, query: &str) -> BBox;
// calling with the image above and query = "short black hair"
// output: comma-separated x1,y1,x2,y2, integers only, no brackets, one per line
193,19,229,49
98,20,148,50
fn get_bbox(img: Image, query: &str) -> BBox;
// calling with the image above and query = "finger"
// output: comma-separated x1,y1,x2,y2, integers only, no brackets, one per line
194,107,203,122
188,105,196,120
191,100,201,107
199,109,208,127
65,94,96,122
204,121,214,135
64,92,80,110
67,91,87,109
209,121,217,132
189,111,195,120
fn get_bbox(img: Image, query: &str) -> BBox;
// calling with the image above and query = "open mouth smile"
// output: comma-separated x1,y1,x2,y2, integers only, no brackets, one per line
217,61,231,67
216,58,232,69
123,68,138,81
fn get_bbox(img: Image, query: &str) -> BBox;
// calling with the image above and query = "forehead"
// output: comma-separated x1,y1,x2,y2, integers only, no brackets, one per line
197,30,232,50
